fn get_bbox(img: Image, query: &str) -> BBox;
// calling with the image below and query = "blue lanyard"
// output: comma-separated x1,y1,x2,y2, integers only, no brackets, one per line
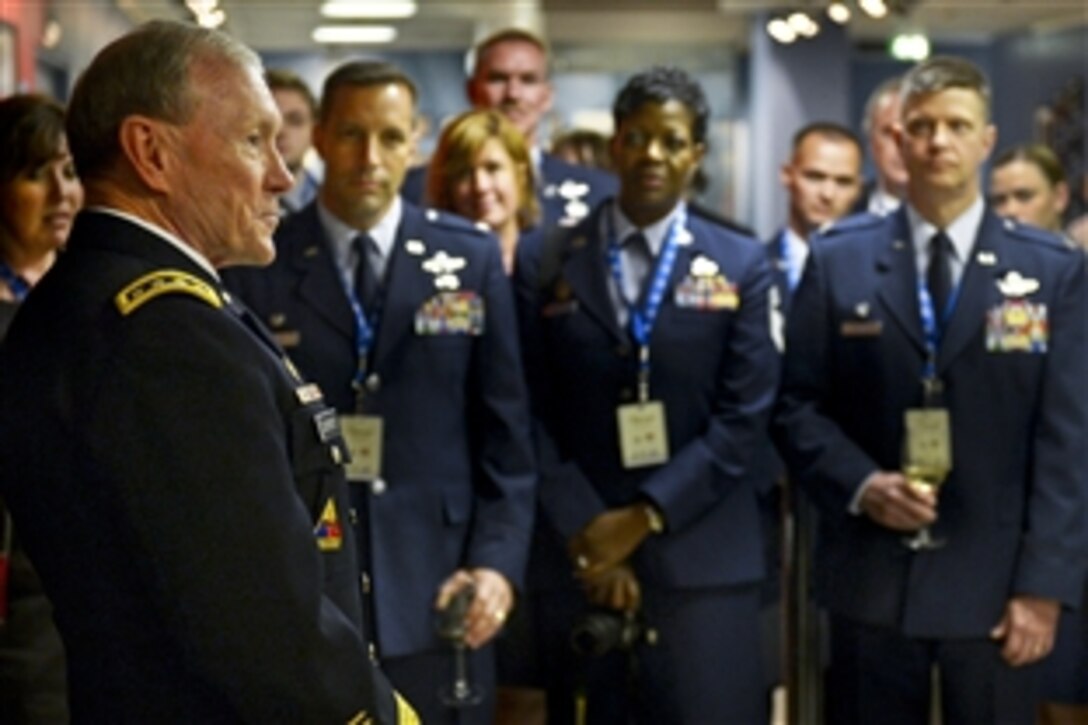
0,261,30,302
606,204,686,402
336,261,383,396
779,231,801,293
915,277,961,382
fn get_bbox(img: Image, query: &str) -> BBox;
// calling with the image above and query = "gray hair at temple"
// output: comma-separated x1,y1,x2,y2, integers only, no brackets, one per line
900,56,991,118
862,76,902,134
66,19,261,180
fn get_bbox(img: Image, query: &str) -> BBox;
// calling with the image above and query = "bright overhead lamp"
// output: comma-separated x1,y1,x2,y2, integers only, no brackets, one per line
312,25,398,44
827,2,851,24
320,1,417,19
890,33,931,61
788,11,819,38
859,0,889,19
767,17,798,44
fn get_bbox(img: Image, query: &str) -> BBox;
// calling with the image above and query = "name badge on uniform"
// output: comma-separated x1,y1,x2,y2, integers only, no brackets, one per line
617,401,670,469
903,408,952,474
340,414,383,482
414,291,485,336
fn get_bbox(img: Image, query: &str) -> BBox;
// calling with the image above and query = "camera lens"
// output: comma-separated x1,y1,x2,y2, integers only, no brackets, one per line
570,609,640,657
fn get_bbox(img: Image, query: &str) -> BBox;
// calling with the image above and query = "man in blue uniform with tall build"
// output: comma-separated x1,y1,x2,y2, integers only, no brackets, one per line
774,56,1087,724
402,28,615,229
225,60,535,724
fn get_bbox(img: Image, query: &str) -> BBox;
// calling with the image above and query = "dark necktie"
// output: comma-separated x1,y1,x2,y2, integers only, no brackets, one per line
927,231,953,325
353,234,381,310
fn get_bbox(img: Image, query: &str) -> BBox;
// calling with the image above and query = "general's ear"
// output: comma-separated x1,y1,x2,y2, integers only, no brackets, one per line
117,115,176,194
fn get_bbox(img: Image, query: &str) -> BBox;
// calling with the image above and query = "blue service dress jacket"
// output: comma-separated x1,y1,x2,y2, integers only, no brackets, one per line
515,201,780,591
773,207,1088,637
402,151,617,230
224,201,536,659
0,211,403,723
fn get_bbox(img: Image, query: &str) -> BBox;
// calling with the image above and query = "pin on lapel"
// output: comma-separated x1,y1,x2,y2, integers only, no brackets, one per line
405,240,426,256
855,302,871,318
892,239,907,251
690,255,720,277
996,270,1040,297
422,250,467,275
558,180,590,199
675,227,694,246
976,250,997,266
435,274,461,291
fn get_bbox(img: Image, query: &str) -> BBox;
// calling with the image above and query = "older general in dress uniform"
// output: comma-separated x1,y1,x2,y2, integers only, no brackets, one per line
515,66,779,724
0,21,413,724
224,60,536,724
774,56,1087,724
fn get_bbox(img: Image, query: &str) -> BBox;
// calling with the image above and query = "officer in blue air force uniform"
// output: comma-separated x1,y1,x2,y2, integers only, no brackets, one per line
224,60,535,725
773,57,1087,724
514,66,778,724
0,21,412,724
400,28,615,231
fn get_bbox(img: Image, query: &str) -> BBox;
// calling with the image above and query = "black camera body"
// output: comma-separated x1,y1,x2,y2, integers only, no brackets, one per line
571,608,652,657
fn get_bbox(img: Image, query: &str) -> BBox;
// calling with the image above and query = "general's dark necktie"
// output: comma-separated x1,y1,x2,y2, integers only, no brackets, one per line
353,234,381,310
927,231,953,327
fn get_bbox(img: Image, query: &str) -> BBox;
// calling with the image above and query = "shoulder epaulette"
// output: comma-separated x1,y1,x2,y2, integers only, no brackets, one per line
114,269,222,316
998,216,1069,250
422,208,490,236
819,212,884,238
687,203,757,238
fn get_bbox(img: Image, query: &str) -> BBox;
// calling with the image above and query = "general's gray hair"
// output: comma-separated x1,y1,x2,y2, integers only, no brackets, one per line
66,19,261,179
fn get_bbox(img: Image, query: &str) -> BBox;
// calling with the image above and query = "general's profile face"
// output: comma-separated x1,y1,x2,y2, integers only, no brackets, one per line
781,134,862,234
989,159,1068,233
611,99,705,228
468,40,553,141
170,60,292,268
314,82,415,231
451,138,525,234
898,87,995,199
0,137,82,256
272,87,315,173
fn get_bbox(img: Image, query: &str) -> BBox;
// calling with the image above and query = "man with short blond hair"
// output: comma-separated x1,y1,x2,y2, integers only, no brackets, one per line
775,56,1086,724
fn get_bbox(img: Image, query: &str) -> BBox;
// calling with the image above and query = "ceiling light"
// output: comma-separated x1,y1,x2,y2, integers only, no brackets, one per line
320,1,417,19
767,17,798,44
859,0,889,19
195,8,226,28
185,0,218,14
312,25,398,44
890,33,931,61
827,2,851,24
787,11,819,38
